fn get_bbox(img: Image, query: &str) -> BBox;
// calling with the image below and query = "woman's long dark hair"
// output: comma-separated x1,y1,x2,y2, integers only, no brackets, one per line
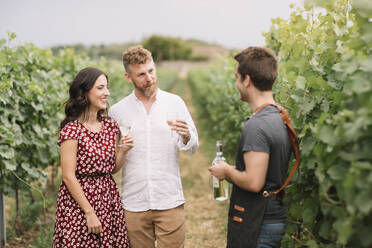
60,67,108,130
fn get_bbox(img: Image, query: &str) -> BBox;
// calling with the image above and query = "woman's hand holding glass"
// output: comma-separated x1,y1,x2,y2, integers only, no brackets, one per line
118,134,134,153
118,126,134,152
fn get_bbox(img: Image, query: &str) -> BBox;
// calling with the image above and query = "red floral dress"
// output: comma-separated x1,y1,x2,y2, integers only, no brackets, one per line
53,117,129,248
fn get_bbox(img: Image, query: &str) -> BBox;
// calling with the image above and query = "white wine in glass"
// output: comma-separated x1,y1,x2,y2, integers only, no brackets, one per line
120,125,131,136
166,120,174,126
166,120,178,142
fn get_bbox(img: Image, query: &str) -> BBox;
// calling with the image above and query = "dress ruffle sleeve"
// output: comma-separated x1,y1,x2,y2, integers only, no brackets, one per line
57,121,79,146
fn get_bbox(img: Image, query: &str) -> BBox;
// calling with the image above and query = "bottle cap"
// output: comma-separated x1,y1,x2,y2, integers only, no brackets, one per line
216,140,223,152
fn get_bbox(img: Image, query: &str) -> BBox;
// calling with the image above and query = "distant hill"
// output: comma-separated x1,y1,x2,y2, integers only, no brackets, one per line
50,36,231,62
189,42,231,61
50,42,136,61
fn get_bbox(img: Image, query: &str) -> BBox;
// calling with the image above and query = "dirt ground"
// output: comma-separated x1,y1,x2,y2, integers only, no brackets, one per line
176,75,229,248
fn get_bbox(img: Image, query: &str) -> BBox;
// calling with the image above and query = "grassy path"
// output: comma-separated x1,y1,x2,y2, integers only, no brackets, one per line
171,76,229,248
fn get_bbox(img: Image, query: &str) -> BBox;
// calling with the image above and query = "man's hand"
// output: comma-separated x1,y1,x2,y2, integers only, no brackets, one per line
208,161,230,180
172,120,190,145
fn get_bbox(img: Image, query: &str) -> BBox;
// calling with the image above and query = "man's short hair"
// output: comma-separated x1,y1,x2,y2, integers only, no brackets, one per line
234,47,278,91
122,45,153,72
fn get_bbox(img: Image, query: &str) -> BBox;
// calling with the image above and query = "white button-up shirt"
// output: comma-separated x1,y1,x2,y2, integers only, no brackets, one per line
108,89,199,211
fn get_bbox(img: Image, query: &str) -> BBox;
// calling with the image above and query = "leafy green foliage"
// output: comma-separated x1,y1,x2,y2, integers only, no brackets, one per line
188,57,251,160
157,68,180,92
265,0,372,246
142,35,193,62
0,35,85,193
189,0,372,246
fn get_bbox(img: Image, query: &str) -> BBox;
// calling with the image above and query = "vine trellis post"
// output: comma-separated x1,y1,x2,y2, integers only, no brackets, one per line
0,194,5,247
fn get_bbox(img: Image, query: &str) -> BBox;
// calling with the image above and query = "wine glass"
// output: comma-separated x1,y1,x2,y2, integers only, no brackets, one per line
166,112,178,143
119,125,131,136
118,125,131,147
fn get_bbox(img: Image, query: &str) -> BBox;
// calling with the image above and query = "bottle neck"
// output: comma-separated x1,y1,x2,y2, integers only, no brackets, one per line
216,151,223,156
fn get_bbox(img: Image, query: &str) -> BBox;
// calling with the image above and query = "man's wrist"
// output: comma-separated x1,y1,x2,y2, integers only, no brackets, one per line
224,164,233,182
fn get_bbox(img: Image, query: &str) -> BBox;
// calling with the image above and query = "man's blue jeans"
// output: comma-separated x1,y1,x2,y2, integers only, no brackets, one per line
256,222,286,248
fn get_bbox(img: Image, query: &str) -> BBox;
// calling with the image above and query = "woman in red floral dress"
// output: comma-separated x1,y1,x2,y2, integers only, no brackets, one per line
53,67,133,247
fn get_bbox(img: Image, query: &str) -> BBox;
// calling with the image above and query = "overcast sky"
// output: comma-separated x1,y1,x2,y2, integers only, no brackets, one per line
0,0,304,49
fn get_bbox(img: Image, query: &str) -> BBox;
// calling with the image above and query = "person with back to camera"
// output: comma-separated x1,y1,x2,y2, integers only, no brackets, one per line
109,45,199,248
209,47,300,248
53,67,133,247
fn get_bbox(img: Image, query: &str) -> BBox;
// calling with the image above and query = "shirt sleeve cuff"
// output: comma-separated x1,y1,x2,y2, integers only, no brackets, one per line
177,131,198,154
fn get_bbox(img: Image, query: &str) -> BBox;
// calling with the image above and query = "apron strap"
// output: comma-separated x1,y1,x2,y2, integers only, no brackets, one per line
251,103,301,197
